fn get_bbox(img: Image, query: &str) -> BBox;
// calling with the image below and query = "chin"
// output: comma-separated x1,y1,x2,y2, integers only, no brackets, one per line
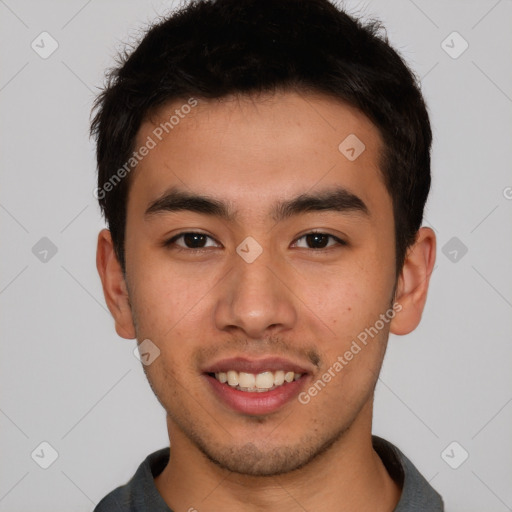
196,431,343,477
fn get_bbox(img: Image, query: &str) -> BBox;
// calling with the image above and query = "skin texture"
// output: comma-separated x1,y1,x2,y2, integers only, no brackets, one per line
97,91,436,512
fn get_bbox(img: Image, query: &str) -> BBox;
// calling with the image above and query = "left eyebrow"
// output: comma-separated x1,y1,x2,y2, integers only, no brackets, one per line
144,185,370,222
270,186,369,222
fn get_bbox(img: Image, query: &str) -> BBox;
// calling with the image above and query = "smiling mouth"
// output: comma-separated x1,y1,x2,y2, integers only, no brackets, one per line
207,370,303,392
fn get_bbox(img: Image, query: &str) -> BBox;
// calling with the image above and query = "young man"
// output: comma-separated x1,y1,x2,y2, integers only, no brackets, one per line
92,0,441,510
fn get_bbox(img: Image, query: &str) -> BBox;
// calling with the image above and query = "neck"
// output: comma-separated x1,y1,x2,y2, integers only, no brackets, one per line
155,402,402,512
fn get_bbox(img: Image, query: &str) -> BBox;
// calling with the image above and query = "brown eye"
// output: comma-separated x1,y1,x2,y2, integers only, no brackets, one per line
293,232,346,250
164,232,220,250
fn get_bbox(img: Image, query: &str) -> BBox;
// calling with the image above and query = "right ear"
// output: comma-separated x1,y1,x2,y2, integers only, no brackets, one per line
96,229,136,339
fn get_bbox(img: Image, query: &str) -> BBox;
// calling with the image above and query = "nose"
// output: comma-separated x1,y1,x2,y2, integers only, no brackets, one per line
213,248,298,339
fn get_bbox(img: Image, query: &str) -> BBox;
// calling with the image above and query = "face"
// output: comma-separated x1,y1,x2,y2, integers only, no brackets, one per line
120,91,399,476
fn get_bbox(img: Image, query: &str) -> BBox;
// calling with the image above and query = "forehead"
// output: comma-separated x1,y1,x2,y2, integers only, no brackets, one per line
128,91,389,221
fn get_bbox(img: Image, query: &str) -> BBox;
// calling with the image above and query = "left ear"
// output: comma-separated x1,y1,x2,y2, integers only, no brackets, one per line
390,227,436,336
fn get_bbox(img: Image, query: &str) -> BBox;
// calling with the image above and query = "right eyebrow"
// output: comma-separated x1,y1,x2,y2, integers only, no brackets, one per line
145,187,236,221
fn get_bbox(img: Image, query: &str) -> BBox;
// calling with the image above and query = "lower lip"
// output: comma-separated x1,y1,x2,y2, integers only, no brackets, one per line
204,374,308,415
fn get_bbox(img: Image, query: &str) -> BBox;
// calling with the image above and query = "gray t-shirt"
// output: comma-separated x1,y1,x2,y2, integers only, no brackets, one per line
94,435,444,511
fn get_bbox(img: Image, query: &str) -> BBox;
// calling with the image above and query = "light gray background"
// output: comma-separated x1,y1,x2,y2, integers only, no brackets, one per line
1,0,511,510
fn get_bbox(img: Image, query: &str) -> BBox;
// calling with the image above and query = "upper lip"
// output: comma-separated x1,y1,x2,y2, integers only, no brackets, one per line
202,356,313,375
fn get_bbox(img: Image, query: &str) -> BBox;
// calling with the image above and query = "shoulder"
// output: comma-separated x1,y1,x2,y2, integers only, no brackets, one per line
93,448,171,512
372,435,444,512
94,490,125,512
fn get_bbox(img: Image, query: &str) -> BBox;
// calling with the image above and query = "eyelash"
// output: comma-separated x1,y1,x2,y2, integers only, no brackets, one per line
163,231,347,253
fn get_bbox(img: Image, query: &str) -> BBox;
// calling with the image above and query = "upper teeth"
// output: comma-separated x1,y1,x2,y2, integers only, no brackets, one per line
215,370,302,392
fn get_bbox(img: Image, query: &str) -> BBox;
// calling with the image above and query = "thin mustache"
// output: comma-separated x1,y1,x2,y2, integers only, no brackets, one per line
194,339,321,369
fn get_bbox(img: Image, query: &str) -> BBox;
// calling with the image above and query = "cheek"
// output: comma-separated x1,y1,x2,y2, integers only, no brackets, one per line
303,262,392,330
308,280,392,399
128,261,201,337
127,261,225,378
300,257,394,382
128,236,221,314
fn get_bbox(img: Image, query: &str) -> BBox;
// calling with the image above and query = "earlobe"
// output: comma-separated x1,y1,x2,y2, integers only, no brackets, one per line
96,229,136,339
390,227,436,336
